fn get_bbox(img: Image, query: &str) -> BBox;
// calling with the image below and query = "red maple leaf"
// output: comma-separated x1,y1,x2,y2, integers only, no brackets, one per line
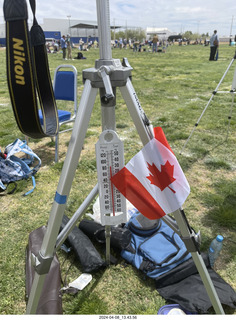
146,161,176,193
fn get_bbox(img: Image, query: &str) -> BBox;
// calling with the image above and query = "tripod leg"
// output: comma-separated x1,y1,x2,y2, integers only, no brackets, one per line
120,79,160,228
26,80,98,314
191,252,224,314
173,210,224,314
180,94,215,153
56,184,98,250
231,66,236,91
119,77,154,145
226,92,234,140
121,78,223,313
181,57,236,154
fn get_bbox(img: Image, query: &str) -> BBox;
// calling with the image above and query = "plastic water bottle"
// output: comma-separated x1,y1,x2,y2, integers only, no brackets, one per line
208,235,224,267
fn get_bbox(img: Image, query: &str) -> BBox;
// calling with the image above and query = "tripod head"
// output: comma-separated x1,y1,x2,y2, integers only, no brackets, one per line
82,0,133,109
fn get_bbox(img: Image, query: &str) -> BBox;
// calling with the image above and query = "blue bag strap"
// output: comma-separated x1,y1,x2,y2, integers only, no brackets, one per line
9,155,36,196
0,179,6,191
24,176,36,196
5,139,41,174
5,139,41,196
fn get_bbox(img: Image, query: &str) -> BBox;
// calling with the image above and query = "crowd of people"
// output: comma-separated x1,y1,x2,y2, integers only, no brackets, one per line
46,35,169,59
46,35,98,59
45,30,221,62
110,37,168,53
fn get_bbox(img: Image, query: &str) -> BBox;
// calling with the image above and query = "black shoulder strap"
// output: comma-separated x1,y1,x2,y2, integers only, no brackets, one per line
3,0,59,139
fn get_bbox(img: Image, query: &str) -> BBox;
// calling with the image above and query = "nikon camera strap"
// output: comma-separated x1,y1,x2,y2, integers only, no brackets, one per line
3,0,59,139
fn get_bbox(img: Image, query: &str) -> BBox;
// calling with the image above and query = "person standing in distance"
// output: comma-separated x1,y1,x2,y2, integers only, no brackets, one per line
61,35,67,60
66,34,72,60
152,34,158,53
209,30,219,61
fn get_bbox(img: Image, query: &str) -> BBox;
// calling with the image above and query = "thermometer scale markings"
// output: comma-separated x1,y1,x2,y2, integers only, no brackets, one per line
99,144,122,214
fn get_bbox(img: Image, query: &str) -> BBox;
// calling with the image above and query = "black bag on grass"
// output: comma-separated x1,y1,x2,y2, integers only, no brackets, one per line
155,253,236,314
60,215,105,273
79,218,133,252
75,52,86,59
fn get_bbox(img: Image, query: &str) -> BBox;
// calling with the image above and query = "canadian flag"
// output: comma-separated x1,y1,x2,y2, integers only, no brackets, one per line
110,127,190,220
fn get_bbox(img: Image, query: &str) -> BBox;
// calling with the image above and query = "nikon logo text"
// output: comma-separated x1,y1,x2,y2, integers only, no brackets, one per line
13,38,26,85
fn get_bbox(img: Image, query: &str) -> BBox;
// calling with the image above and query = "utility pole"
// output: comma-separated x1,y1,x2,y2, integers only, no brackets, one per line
67,15,71,34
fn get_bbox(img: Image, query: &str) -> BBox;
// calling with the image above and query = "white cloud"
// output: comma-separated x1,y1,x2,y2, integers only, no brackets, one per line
0,0,235,36
175,6,205,14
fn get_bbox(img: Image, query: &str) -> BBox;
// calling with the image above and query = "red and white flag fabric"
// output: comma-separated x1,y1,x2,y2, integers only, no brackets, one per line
110,127,190,220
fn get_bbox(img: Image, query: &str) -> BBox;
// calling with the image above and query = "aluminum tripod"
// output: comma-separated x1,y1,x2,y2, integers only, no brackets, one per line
181,51,236,153
26,0,224,314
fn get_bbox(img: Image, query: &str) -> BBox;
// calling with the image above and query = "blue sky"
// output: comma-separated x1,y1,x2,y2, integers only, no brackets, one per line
1,0,236,36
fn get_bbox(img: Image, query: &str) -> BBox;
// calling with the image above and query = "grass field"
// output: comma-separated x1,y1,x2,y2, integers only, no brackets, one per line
0,42,236,315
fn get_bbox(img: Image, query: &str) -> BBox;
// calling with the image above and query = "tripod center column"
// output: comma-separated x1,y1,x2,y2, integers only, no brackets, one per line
96,0,112,60
96,0,116,131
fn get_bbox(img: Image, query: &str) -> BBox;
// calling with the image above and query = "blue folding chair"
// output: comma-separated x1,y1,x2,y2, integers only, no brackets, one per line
39,64,78,162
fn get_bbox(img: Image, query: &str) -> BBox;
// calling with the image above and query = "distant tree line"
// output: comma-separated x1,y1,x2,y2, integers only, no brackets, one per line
180,31,209,41
110,28,210,42
111,28,146,41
